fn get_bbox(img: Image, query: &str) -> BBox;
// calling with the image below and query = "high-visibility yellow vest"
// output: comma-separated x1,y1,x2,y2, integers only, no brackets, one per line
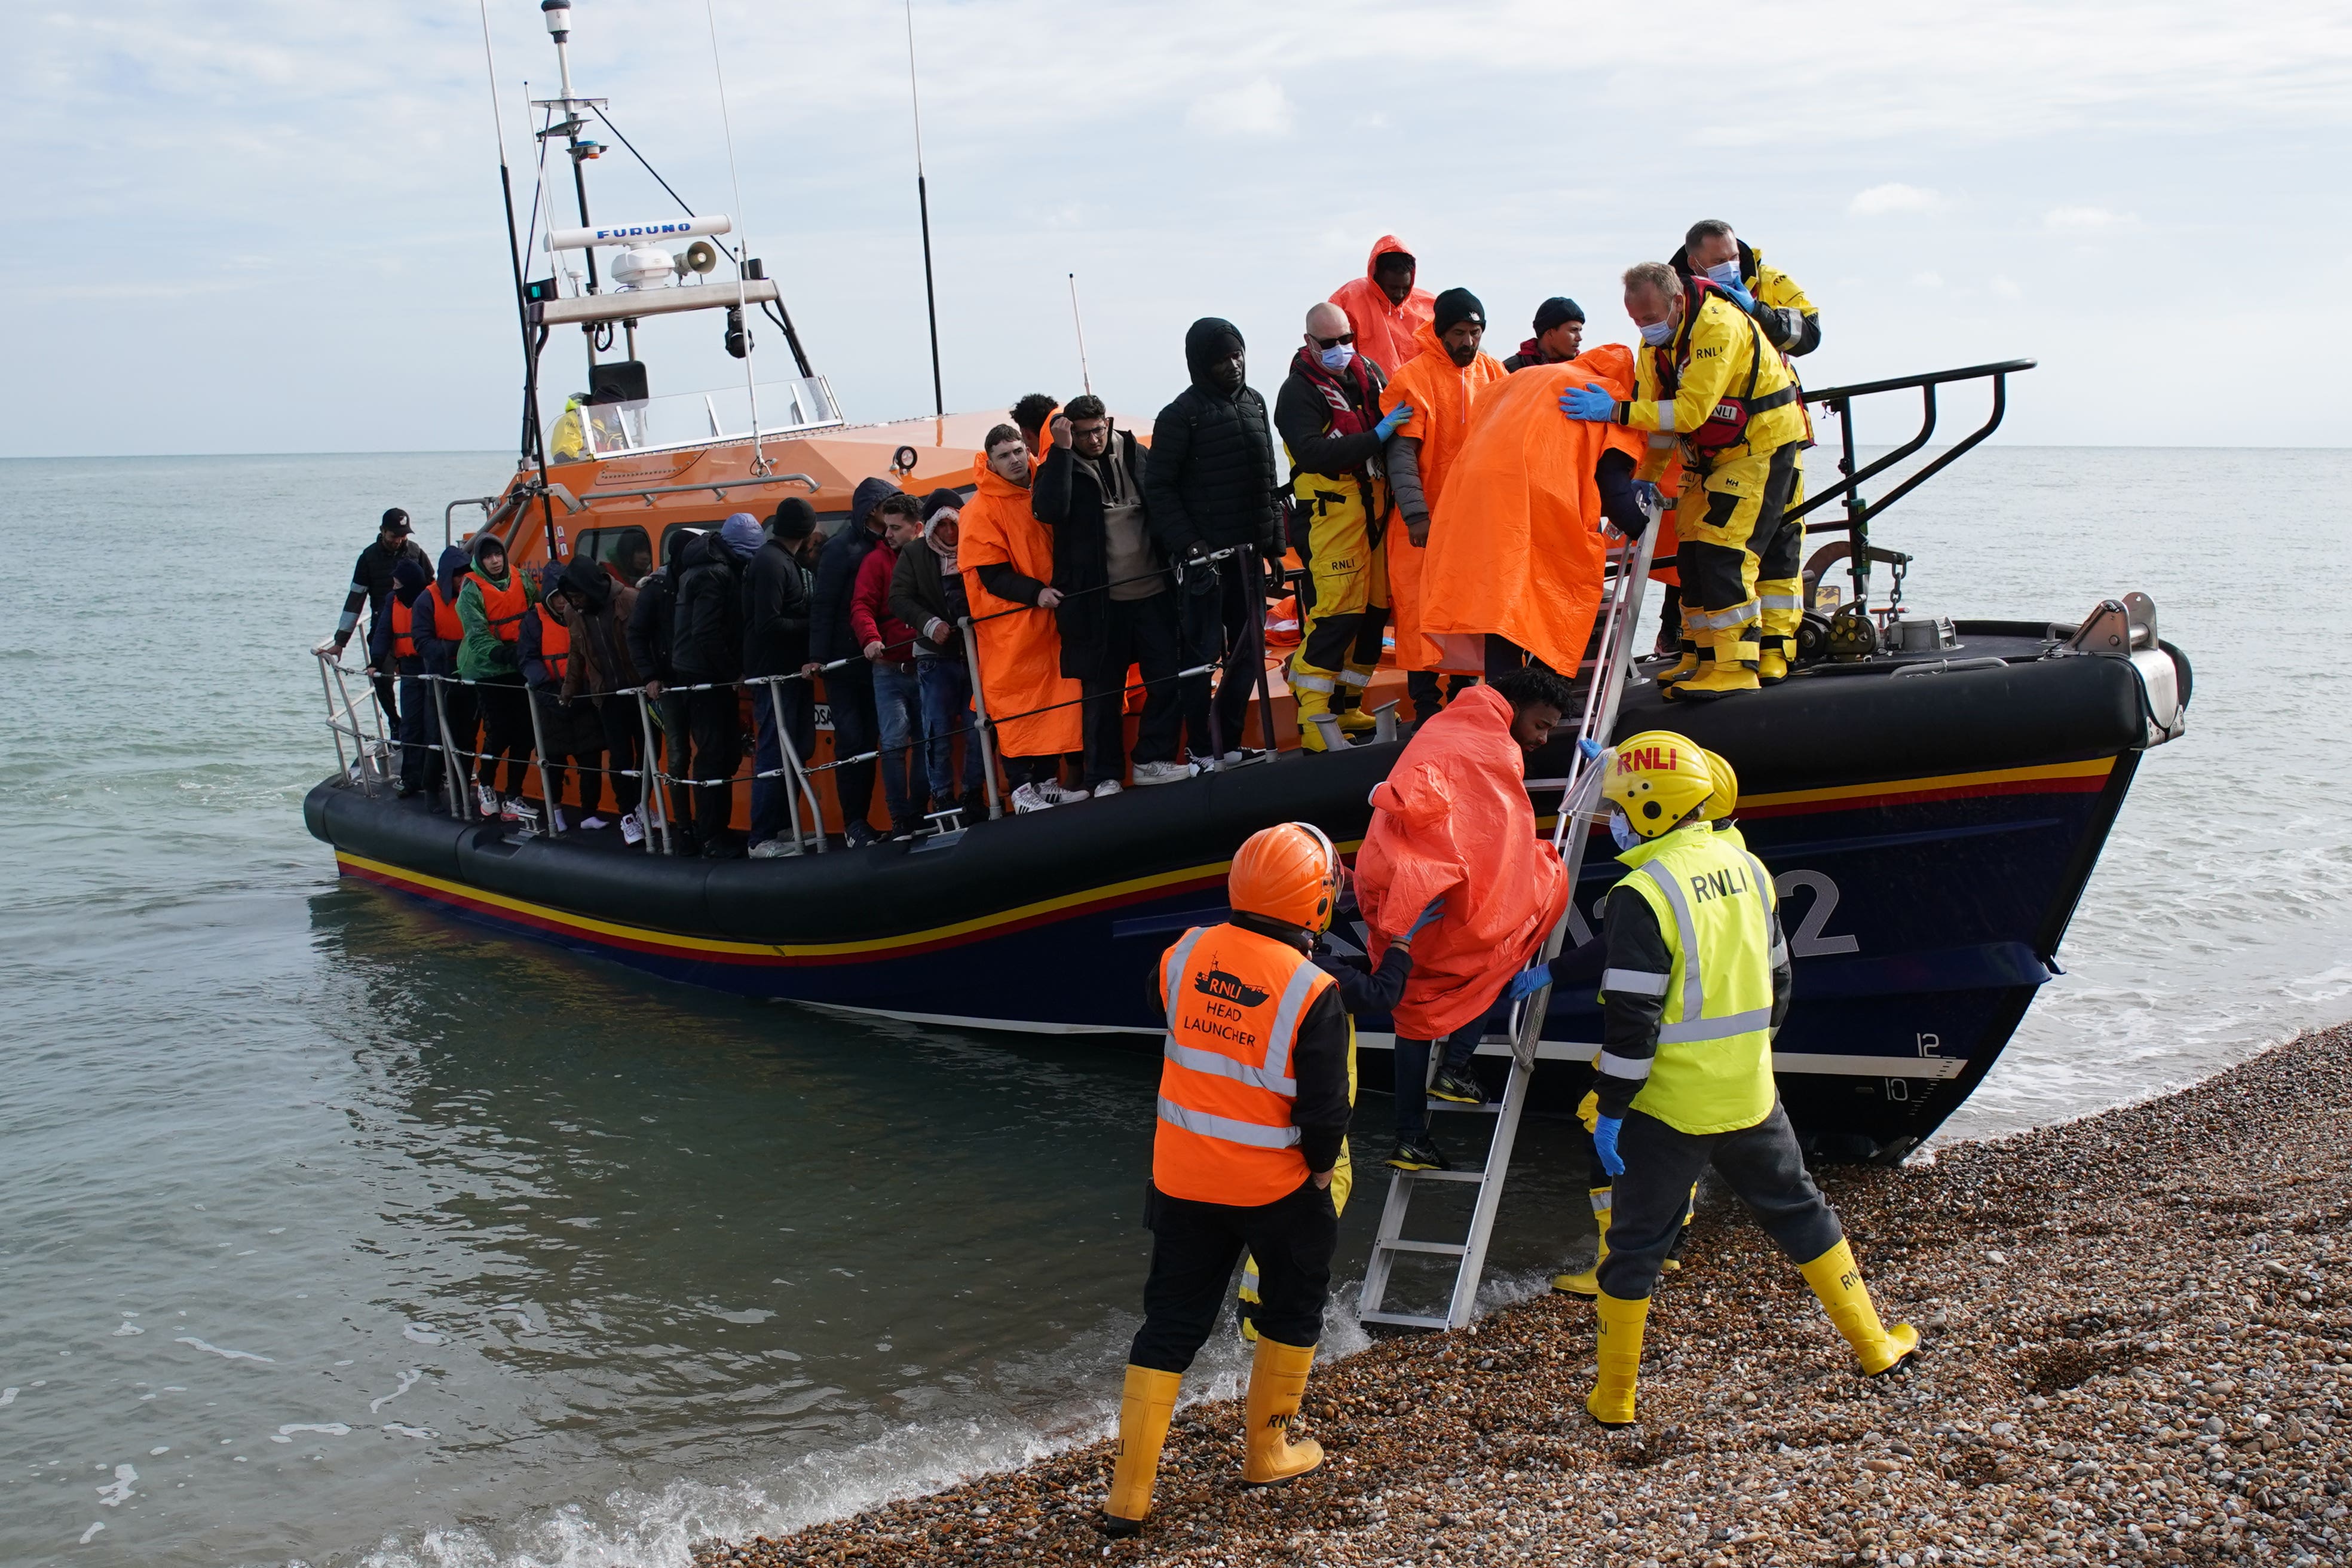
1601,821,1784,1135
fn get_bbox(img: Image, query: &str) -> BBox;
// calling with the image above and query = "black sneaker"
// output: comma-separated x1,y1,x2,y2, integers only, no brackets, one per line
1429,1068,1487,1105
1387,1135,1450,1172
843,820,878,849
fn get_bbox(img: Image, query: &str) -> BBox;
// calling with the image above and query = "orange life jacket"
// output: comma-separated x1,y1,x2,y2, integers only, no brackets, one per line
419,582,463,642
1152,923,1334,1207
388,596,418,661
467,569,531,642
531,603,570,682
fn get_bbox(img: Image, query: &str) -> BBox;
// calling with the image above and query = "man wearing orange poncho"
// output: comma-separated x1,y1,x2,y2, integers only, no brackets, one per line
1380,289,1507,722
1355,666,1572,1171
960,423,1086,813
1328,235,1434,379
1418,343,1657,681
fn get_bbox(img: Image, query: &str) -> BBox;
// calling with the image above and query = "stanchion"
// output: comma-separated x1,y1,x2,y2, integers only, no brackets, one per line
633,688,674,856
523,685,562,835
428,675,466,820
956,619,1004,821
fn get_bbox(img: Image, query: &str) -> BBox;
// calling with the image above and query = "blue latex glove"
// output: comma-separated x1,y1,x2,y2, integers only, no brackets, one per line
1722,279,1757,312
1374,404,1413,440
1592,1114,1626,1177
1407,897,1446,938
1558,382,1616,423
1631,479,1663,517
1504,964,1551,1003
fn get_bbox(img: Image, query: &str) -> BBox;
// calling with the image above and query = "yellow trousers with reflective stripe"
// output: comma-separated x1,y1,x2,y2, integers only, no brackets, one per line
1291,476,1390,698
1672,442,1802,666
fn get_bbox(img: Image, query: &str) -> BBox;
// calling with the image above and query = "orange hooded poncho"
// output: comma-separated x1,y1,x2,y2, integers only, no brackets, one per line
958,452,1083,758
1355,684,1567,1040
1419,343,1650,676
1380,321,1507,672
1328,235,1435,381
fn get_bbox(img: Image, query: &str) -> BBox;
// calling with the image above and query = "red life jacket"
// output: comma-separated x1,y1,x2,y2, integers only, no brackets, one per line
466,569,531,642
1288,346,1382,442
1653,275,1796,461
388,596,418,661
531,602,570,682
422,582,463,641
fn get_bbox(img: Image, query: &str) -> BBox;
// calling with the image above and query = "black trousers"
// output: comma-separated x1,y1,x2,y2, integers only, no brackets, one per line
1405,669,1467,721
594,697,643,817
679,687,743,843
1178,552,1266,760
1595,1100,1842,1303
1082,592,1185,785
372,672,400,730
436,679,479,790
657,691,694,844
1392,1018,1486,1138
528,687,607,814
1129,1178,1338,1371
474,673,532,797
828,662,880,828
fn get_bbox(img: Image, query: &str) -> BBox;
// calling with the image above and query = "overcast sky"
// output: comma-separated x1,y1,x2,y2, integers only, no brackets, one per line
5,1,2347,457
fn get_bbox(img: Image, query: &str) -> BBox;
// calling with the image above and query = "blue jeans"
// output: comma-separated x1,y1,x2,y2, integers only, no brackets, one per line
916,658,984,805
749,680,814,848
872,662,926,826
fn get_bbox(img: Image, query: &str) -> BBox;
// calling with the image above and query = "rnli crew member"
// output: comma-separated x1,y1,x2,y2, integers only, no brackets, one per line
1502,297,1585,372
549,393,589,461
1380,288,1507,721
1275,303,1413,752
1034,397,1190,793
556,556,649,847
1012,393,1061,461
1670,220,1820,681
1144,318,1283,768
1102,823,1356,1538
671,513,763,858
330,507,428,727
628,528,699,852
456,531,542,822
744,500,819,859
519,561,606,833
415,544,476,806
1560,262,1806,700
1328,235,1435,379
1571,733,1916,1427
809,479,905,848
367,558,434,798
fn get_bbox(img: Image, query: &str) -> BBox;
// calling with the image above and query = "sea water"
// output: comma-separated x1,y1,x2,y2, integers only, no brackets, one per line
0,448,2344,1566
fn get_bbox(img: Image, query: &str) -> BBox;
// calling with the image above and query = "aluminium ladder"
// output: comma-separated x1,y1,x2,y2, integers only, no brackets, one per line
1356,508,1664,1331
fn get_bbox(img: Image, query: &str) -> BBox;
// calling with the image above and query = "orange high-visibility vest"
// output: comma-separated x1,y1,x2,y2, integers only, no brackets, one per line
1153,922,1334,1206
531,603,570,681
466,569,531,642
388,596,418,660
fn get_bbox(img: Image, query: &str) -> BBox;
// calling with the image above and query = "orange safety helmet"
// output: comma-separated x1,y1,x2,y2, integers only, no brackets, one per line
1228,822,1343,935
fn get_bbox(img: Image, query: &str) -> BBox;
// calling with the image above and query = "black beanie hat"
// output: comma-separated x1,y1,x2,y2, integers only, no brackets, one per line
1533,296,1585,334
768,497,817,541
921,487,964,523
1433,288,1485,335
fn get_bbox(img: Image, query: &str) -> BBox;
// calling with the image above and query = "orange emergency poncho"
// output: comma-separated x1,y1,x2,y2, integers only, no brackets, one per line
1328,235,1435,380
1380,322,1507,672
1355,684,1567,1040
958,453,1083,758
1419,344,1650,676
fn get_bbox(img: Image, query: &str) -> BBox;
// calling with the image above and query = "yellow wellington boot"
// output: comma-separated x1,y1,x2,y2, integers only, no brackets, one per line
1757,635,1791,685
1552,1186,1612,1296
1242,1336,1325,1486
1334,665,1378,736
1290,662,1345,752
1799,1239,1921,1376
1670,627,1761,702
1100,1364,1183,1537
1586,1291,1650,1428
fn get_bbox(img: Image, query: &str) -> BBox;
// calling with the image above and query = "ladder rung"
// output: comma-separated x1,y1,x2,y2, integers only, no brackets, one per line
1428,1098,1501,1115
1357,1310,1451,1331
1394,1168,1486,1183
1376,1238,1468,1257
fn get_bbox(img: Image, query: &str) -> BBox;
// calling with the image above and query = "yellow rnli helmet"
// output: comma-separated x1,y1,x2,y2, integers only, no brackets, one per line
1602,730,1718,840
1700,749,1740,822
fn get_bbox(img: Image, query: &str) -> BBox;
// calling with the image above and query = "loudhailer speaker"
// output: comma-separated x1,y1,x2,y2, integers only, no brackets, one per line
683,240,719,274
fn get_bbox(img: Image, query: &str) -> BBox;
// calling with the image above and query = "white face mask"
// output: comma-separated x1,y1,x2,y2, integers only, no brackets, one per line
1704,258,1741,286
1318,344,1355,372
1639,317,1674,348
1608,806,1643,852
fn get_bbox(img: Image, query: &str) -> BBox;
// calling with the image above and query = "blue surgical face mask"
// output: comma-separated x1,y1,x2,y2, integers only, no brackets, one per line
1704,258,1741,286
1639,317,1674,348
1608,806,1643,852
1319,344,1355,372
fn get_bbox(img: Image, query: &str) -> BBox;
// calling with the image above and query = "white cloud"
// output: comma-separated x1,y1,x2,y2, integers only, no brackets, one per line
1990,275,2023,299
1184,78,1293,139
1851,183,1943,216
1910,271,1947,289
2045,205,2139,231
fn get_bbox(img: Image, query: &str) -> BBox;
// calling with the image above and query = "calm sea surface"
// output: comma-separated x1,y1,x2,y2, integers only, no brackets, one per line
1,448,2345,1566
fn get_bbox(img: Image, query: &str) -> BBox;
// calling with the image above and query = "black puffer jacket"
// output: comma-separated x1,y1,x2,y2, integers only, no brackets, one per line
810,477,900,663
741,537,814,679
672,538,750,682
1143,318,1280,558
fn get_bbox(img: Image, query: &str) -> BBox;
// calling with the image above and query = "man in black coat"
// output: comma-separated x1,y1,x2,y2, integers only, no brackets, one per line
329,507,429,725
628,526,698,847
1144,317,1283,766
807,477,901,847
1033,396,1191,794
744,498,820,857
670,513,763,857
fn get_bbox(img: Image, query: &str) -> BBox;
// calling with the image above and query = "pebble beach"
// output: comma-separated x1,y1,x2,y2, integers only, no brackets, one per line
696,1024,2352,1567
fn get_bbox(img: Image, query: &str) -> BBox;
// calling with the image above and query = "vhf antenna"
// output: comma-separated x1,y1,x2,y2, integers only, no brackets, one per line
1068,272,1094,397
905,0,944,418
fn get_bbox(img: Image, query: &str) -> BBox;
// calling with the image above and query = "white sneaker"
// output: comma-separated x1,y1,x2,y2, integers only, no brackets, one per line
1041,780,1092,804
1010,783,1057,814
476,783,501,819
1092,780,1123,798
581,815,609,830
1131,760,1193,786
620,811,646,847
550,807,569,833
748,837,802,859
502,797,535,826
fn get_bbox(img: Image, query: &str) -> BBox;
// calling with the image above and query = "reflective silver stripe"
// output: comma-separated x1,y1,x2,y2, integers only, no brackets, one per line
1741,850,1786,967
1596,1050,1655,1079
1601,967,1670,997
1758,592,1804,611
1653,400,1677,433
1637,860,1705,1025
1161,929,1207,1013
1261,963,1325,1083
1687,600,1761,630
1657,1006,1775,1044
1156,1095,1301,1149
1589,1190,1614,1216
1164,1035,1294,1095
1647,431,1676,450
1336,667,1373,688
1289,670,1338,694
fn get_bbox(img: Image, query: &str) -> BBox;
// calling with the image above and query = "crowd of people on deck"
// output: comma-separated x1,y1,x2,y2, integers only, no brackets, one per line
326,220,1820,856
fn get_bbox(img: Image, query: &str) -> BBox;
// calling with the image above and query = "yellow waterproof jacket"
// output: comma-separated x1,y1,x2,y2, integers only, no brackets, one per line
1623,290,1806,482
1744,244,1818,357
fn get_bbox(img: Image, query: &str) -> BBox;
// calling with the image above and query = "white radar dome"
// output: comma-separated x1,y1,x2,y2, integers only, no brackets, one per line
609,246,678,290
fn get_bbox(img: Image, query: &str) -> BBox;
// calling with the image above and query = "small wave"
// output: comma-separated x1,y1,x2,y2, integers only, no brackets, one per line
175,1335,273,1363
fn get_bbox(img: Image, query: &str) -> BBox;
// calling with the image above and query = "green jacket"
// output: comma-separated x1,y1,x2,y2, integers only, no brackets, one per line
455,566,540,681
